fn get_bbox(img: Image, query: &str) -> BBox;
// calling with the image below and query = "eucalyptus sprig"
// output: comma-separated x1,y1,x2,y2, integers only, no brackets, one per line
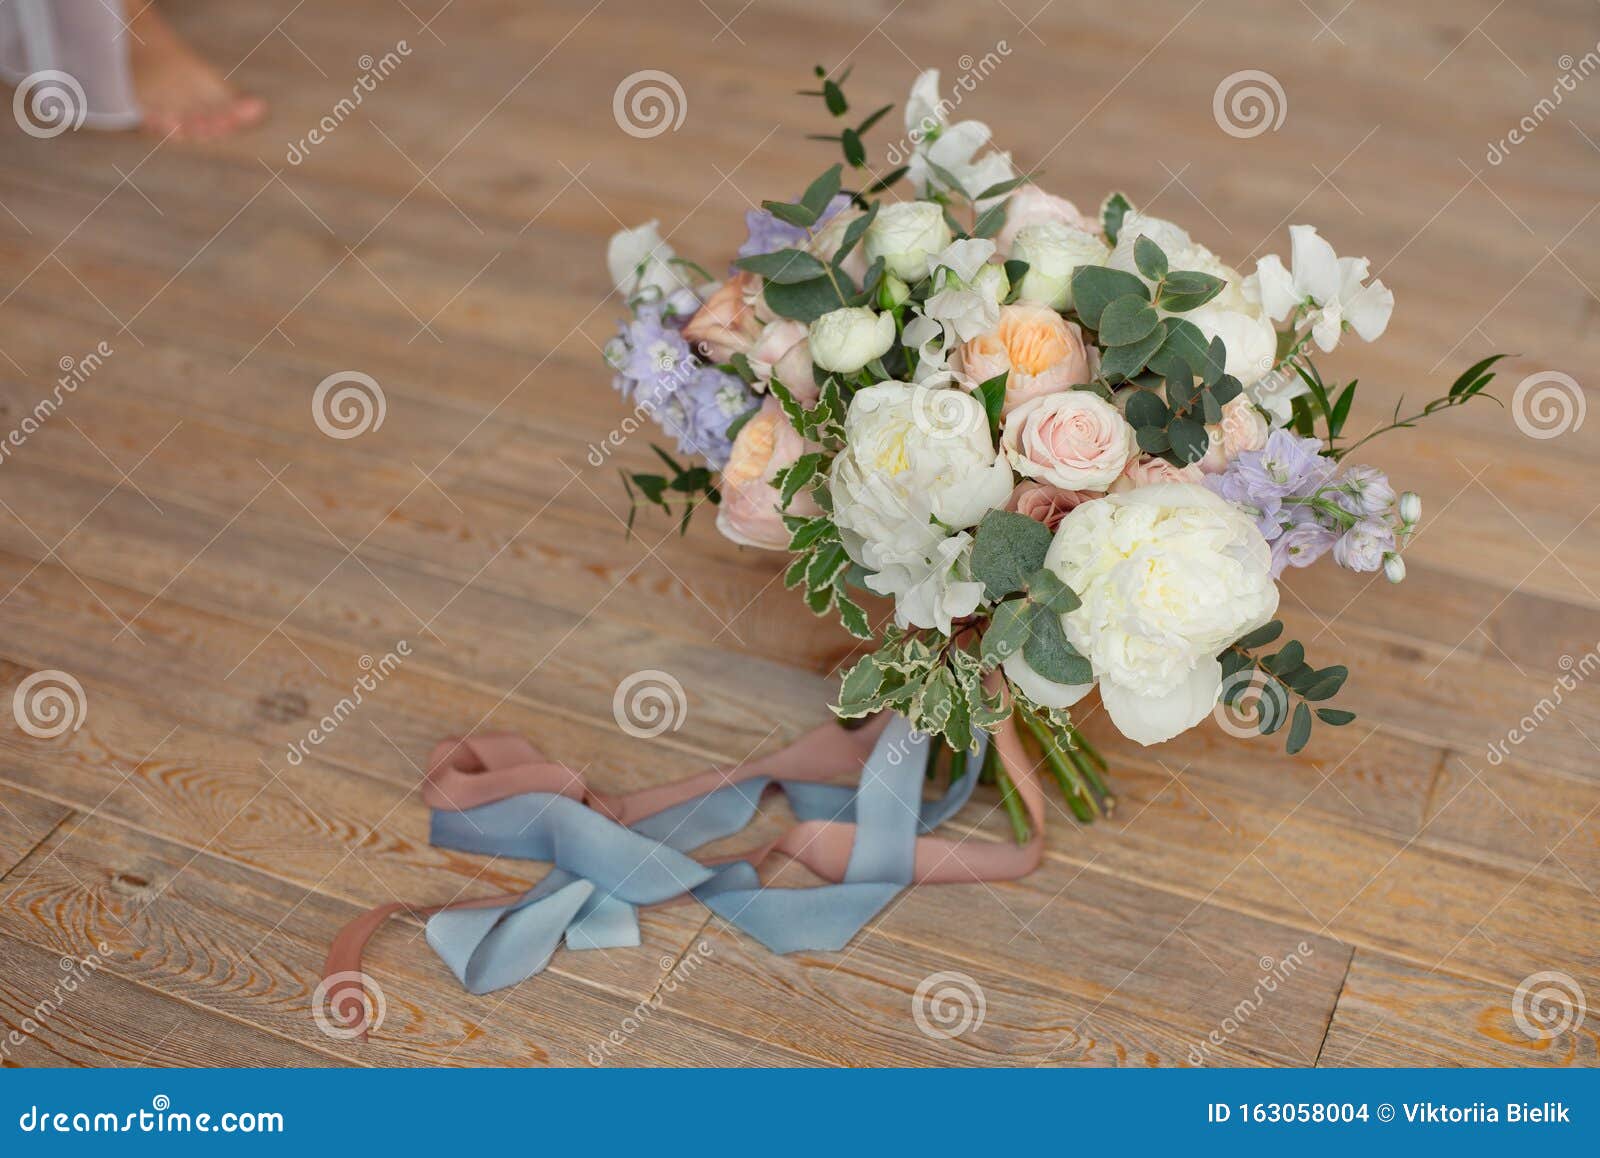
1218,620,1353,756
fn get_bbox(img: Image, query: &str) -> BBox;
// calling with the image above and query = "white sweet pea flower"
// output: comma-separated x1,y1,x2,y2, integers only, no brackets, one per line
921,238,1004,347
1044,483,1279,746
1255,224,1394,352
606,220,694,302
902,69,1016,201
867,531,987,635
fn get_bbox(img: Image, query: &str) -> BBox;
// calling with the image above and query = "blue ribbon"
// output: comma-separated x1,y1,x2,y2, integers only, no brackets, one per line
423,716,986,994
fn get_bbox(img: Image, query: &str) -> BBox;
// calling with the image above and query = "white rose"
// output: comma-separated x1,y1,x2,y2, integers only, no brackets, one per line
831,382,1014,613
606,220,692,301
865,201,953,282
1045,483,1279,745
1009,222,1110,310
807,306,895,374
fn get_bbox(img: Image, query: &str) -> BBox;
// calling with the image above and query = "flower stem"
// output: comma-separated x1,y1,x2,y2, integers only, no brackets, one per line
1018,709,1097,822
993,763,1033,844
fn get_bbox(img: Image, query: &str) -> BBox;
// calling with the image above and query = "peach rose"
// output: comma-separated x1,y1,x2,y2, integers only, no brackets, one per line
749,320,816,405
1109,454,1205,493
1199,396,1270,473
994,186,1100,255
715,397,820,550
956,304,1091,416
1005,481,1099,531
683,272,762,361
1000,390,1135,491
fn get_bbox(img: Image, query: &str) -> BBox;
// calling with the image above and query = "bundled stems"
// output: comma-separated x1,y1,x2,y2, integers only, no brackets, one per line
983,741,1032,843
1017,708,1114,821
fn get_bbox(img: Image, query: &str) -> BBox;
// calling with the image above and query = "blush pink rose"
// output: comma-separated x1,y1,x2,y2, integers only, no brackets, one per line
683,271,762,361
994,186,1100,254
749,319,817,405
956,304,1091,415
715,397,820,550
1000,390,1135,491
1109,454,1206,493
1005,481,1099,531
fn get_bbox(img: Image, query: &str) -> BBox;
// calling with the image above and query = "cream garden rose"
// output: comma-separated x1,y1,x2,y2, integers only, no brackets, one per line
1044,483,1279,745
1008,221,1111,311
864,200,953,281
957,303,1092,415
1000,390,1136,490
807,306,895,374
715,397,820,550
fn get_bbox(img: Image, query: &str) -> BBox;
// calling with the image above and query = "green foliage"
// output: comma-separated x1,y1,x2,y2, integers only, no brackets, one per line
1325,352,1509,461
1218,621,1353,756
832,627,1009,755
1101,192,1132,244
970,509,1053,600
800,66,894,175
619,444,720,536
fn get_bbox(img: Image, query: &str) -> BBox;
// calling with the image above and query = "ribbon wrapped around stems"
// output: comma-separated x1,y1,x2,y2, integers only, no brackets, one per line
323,682,1044,1035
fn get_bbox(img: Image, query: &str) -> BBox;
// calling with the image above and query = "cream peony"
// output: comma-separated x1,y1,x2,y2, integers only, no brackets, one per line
864,201,953,281
808,306,896,374
1009,221,1110,311
1044,483,1279,745
1000,390,1135,490
830,382,1013,625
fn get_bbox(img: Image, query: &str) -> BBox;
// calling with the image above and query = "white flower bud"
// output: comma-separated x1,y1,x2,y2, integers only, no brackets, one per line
1398,491,1421,525
973,262,1009,305
1383,553,1407,584
878,275,911,309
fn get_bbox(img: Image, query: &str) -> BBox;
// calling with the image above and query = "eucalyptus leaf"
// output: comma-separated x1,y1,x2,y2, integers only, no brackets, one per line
971,509,1054,600
1023,604,1093,685
1070,265,1150,329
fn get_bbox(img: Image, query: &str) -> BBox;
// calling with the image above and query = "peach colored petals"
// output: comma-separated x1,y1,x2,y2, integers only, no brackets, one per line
1109,454,1206,493
683,271,762,361
716,397,819,550
956,303,1091,415
994,185,1100,254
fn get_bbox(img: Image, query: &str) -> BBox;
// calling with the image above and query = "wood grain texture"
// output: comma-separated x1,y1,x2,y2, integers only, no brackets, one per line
0,0,1596,1066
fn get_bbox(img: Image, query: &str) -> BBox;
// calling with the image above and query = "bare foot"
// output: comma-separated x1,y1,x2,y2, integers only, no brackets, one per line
129,6,265,139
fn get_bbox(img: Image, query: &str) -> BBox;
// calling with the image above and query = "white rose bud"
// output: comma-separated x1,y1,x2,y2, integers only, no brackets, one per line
1398,491,1421,525
1383,553,1407,584
1010,221,1111,310
807,306,896,374
878,274,911,309
864,201,953,282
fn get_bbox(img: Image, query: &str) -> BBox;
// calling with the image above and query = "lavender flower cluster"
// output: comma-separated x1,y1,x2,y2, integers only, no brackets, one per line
1207,430,1417,581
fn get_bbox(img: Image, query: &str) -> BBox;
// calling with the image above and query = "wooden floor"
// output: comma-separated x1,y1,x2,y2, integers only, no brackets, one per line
0,0,1597,1067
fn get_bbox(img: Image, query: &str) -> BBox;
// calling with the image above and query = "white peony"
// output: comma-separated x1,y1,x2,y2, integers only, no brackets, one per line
1002,650,1093,711
606,220,694,303
1044,483,1279,745
830,382,1013,627
808,306,895,374
865,201,954,282
1009,221,1110,310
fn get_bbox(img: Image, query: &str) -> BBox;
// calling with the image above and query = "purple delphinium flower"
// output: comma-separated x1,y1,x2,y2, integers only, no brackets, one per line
736,193,852,259
657,366,756,469
610,306,697,412
1268,513,1339,577
1333,519,1395,573
1330,464,1397,519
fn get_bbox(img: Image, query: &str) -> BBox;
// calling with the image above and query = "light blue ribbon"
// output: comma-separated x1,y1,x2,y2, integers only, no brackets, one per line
423,716,986,994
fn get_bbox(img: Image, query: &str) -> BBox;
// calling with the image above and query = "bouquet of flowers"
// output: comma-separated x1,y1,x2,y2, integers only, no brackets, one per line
601,68,1502,836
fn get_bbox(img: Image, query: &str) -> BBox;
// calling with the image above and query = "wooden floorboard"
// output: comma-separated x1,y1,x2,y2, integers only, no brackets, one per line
0,0,1596,1065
